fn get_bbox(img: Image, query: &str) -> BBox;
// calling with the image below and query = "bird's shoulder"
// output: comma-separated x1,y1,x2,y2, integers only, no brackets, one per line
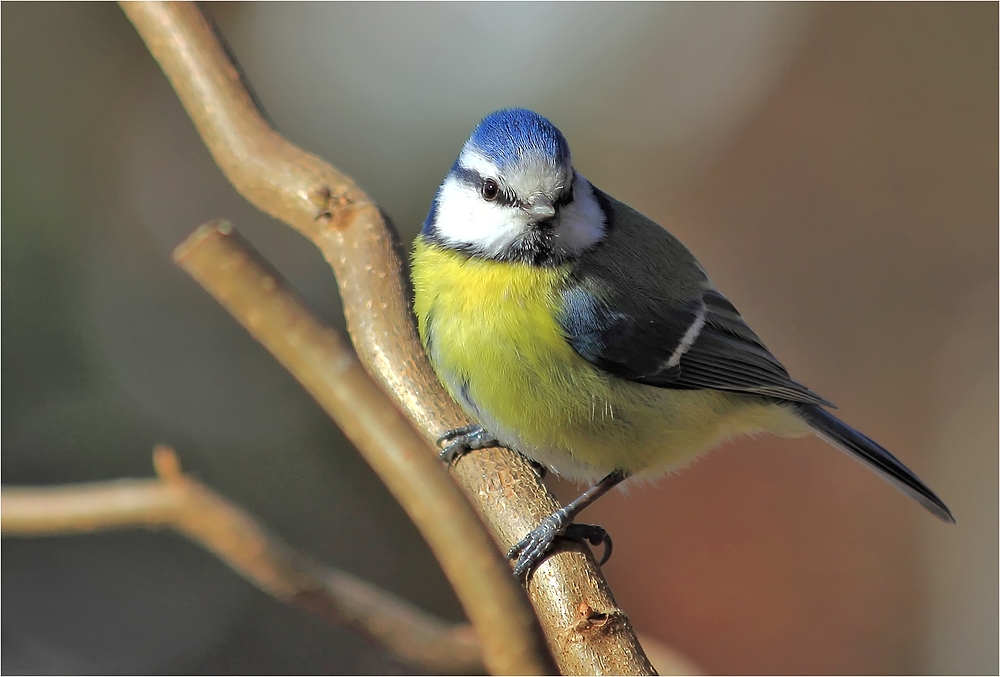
583,189,709,299
559,188,829,406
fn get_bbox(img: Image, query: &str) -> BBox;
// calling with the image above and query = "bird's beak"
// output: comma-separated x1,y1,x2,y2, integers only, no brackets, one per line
528,196,556,220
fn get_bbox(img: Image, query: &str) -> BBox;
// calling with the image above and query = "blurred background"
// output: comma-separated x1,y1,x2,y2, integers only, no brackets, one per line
3,2,996,674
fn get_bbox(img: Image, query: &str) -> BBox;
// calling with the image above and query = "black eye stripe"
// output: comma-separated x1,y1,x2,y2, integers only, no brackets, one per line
450,166,482,189
493,186,519,208
554,180,575,208
451,167,520,207
452,166,578,211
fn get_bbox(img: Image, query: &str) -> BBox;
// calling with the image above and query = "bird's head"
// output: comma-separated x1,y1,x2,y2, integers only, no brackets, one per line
423,108,606,265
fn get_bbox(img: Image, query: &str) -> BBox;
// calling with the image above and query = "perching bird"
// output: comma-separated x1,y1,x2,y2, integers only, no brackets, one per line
411,108,954,578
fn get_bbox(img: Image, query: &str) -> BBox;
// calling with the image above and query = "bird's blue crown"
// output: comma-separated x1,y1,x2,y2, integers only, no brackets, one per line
464,109,571,170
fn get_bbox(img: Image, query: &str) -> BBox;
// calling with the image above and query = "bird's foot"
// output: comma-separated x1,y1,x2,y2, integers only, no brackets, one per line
436,424,498,464
507,510,613,579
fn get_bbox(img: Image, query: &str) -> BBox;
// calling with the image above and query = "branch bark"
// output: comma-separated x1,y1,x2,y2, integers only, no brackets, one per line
2,446,483,675
119,2,654,673
173,222,551,675
2,450,700,675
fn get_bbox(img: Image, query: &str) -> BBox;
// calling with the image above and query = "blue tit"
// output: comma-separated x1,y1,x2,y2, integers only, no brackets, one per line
411,108,954,578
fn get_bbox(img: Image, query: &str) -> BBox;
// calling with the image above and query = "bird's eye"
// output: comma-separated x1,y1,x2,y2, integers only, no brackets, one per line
482,178,499,201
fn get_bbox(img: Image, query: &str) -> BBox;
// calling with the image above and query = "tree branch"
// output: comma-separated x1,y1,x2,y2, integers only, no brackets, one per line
173,222,551,675
2,448,700,675
119,2,654,673
1,446,483,675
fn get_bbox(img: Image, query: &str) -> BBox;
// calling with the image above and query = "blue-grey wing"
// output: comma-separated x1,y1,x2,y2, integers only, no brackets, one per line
559,285,830,406
559,189,831,406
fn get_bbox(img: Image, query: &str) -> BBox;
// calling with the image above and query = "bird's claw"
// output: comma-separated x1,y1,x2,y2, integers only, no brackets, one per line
508,512,566,579
436,424,498,465
564,523,614,566
507,513,613,579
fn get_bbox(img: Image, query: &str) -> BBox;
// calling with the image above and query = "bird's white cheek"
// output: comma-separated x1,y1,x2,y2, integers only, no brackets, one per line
434,179,527,256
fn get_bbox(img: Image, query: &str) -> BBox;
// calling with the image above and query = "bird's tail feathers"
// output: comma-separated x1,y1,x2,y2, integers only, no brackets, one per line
796,404,955,523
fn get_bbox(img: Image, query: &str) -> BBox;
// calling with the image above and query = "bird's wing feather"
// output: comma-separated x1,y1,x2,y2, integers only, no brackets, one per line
559,189,832,407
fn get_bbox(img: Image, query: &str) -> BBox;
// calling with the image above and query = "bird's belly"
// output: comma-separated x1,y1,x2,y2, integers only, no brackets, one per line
412,240,801,482
434,325,791,483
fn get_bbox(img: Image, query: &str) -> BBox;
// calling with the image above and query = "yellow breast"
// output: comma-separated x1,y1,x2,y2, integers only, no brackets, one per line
411,236,803,481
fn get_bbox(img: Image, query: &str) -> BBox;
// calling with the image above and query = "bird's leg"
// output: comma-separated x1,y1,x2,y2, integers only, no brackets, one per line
436,424,499,464
507,469,629,579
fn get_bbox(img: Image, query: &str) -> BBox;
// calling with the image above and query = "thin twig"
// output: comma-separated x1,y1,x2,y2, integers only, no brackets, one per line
120,3,654,673
1,446,483,675
173,222,550,675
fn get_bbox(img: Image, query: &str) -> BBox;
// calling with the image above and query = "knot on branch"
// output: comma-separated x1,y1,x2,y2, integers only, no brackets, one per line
312,184,360,227
569,600,628,638
152,444,184,482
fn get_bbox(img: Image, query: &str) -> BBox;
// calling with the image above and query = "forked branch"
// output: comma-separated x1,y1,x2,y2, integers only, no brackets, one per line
173,222,551,675
119,2,654,673
2,448,698,674
2,446,483,675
